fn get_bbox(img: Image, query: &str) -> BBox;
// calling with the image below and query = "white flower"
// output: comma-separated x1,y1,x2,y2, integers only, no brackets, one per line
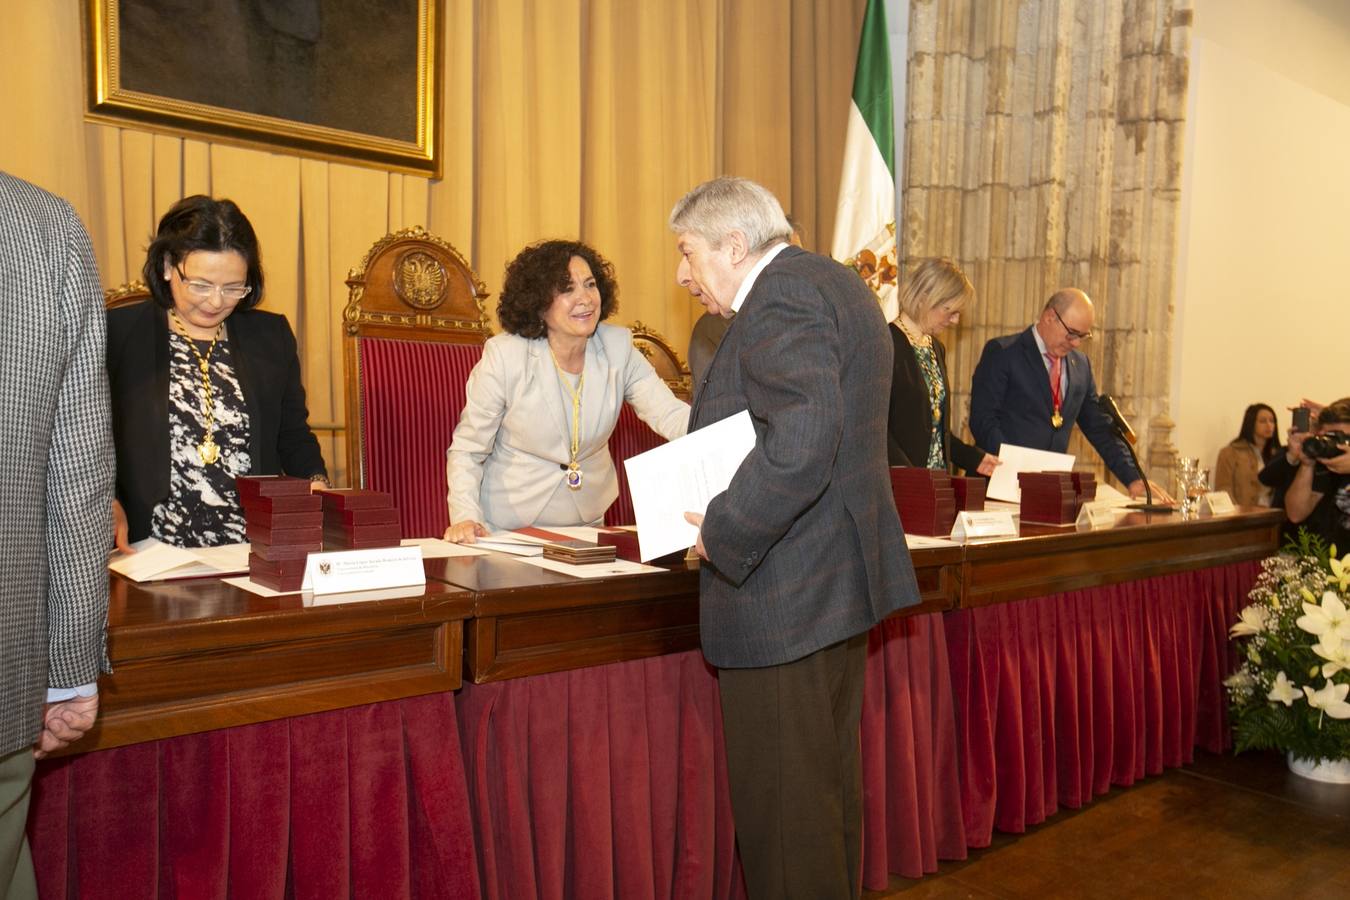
1267,672,1302,706
1229,605,1269,637
1301,680,1350,719
1224,669,1255,691
1295,591,1350,642
1312,636,1350,678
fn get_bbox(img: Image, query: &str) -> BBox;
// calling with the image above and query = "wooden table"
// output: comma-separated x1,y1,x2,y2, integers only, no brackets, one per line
78,565,474,752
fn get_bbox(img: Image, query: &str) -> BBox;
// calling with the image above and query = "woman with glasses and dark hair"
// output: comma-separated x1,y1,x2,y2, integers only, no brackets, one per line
107,195,327,550
1214,403,1282,506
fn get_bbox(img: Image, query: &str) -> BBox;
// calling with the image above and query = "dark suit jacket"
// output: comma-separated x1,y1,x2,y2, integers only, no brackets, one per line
968,327,1139,486
107,301,326,542
887,323,986,472
690,245,919,669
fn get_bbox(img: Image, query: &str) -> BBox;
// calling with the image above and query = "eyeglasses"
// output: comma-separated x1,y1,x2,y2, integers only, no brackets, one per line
175,266,252,302
1052,307,1092,341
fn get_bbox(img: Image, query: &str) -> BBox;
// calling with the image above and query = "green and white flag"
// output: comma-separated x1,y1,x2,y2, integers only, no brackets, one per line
832,0,899,322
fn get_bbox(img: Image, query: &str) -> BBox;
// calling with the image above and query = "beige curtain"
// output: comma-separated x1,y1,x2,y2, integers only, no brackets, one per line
0,0,863,485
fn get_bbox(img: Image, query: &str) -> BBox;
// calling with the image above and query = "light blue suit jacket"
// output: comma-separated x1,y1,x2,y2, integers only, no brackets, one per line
447,324,689,530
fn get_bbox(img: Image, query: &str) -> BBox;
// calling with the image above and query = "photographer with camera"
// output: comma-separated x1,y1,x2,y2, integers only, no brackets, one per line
1284,396,1350,551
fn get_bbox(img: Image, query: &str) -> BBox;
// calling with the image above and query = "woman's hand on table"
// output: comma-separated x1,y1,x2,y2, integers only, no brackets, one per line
445,520,489,543
112,499,133,554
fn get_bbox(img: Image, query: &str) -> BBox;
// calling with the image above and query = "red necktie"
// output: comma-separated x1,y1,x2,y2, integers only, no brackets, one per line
1046,354,1062,425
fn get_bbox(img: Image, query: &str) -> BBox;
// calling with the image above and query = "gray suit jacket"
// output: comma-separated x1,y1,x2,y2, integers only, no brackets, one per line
0,173,114,755
690,246,920,668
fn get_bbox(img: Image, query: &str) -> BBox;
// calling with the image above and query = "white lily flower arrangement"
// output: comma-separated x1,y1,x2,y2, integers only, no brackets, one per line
1226,537,1350,764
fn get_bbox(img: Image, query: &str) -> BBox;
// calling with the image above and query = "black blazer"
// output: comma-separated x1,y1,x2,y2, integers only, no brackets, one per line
107,301,327,542
886,324,985,473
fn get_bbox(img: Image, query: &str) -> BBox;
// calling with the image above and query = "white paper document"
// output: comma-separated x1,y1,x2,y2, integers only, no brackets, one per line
905,533,959,549
473,532,547,556
1093,483,1133,508
109,538,249,582
986,444,1076,503
401,537,489,558
221,575,302,597
623,410,757,561
512,556,668,579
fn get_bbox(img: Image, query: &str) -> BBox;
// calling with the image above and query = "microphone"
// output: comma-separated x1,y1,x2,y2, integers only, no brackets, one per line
1098,394,1137,445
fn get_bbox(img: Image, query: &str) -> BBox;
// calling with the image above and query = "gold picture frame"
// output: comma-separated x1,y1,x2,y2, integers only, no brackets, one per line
84,0,442,177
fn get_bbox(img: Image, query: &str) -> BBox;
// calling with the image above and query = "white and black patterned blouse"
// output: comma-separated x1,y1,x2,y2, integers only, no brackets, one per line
150,331,252,547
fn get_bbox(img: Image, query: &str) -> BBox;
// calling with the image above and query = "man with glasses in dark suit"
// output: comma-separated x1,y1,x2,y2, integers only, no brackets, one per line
671,176,919,899
969,288,1169,500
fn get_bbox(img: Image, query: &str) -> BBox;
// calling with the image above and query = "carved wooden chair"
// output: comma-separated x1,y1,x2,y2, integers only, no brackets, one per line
605,323,693,526
343,227,491,538
104,281,151,309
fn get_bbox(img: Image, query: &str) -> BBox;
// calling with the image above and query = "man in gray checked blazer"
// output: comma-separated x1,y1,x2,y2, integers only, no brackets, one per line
672,177,919,899
0,173,114,896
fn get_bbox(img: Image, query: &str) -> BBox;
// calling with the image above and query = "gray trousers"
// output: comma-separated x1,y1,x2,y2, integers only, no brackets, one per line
0,748,36,900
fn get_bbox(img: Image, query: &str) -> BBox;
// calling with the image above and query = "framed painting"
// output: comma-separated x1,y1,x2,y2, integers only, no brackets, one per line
84,0,443,177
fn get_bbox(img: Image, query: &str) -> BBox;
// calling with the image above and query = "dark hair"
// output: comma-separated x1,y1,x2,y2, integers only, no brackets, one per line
496,240,618,339
1236,403,1282,462
142,196,264,311
1318,397,1350,428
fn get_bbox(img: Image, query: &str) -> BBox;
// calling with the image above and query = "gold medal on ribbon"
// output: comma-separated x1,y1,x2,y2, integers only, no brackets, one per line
1051,411,1063,429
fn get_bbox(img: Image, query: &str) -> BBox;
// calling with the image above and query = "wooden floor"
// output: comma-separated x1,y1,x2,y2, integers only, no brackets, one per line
864,750,1350,900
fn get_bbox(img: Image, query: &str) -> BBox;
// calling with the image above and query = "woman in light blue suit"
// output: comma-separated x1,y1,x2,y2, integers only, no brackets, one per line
445,240,690,541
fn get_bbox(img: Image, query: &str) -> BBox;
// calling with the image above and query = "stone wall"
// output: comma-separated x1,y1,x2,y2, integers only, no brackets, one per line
903,0,1192,490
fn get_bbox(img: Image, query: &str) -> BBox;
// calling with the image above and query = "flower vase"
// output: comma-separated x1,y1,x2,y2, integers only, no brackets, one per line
1287,753,1350,784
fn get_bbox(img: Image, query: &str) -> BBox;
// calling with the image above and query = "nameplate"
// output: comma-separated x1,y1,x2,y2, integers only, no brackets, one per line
950,510,1017,540
302,546,425,595
1199,491,1236,516
1076,501,1117,530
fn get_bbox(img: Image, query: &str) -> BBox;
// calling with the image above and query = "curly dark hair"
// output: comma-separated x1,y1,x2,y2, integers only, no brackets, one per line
496,240,618,339
142,195,264,311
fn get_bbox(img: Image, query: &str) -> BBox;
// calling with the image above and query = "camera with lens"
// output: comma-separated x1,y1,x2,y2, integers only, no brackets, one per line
1303,430,1349,461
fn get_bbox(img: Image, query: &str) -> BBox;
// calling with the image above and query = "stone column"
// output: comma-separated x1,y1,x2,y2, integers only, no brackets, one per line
903,0,1191,491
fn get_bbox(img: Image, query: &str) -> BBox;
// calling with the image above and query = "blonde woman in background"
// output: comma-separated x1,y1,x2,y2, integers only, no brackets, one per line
886,258,998,476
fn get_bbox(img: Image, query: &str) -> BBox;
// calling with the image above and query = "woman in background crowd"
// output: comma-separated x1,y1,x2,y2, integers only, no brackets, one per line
1214,403,1281,506
445,240,689,541
887,257,998,476
108,196,328,549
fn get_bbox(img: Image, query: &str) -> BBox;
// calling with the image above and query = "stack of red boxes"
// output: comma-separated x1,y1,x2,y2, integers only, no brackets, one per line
1018,471,1079,524
889,466,957,536
319,489,402,550
1069,471,1097,513
238,475,322,592
951,476,987,512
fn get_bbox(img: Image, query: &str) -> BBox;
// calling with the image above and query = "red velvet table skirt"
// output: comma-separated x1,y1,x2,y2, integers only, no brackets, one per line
26,693,479,899
458,612,967,898
944,560,1259,847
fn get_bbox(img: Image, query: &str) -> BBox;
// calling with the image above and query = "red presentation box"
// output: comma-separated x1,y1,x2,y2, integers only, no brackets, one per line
889,466,957,536
323,535,402,551
595,528,686,565
951,476,987,512
334,506,400,527
322,523,402,544
246,522,323,546
251,540,323,562
248,552,309,577
1019,471,1078,525
241,493,322,516
319,489,394,511
236,475,313,500
249,570,306,593
244,508,323,530
1069,472,1096,512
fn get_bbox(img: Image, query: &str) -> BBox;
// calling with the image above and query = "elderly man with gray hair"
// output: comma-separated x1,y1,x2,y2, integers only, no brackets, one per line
672,176,920,899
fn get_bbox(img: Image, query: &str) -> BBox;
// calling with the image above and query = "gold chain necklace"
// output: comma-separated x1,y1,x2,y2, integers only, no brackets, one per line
170,310,223,465
896,313,932,349
549,347,585,491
